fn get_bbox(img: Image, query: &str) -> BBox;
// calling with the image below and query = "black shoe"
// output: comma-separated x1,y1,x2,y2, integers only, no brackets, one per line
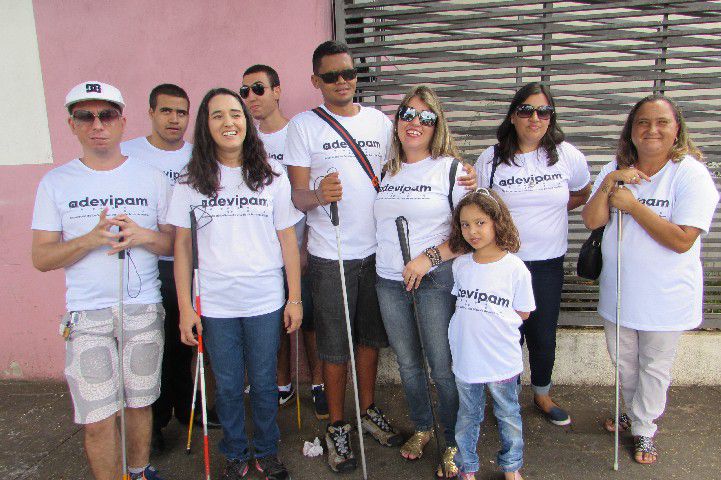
278,386,296,407
151,428,165,456
255,455,291,480
222,459,250,480
311,385,329,420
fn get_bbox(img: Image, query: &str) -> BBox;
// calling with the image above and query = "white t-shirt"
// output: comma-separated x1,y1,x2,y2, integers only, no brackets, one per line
449,253,536,384
121,137,192,186
284,105,393,260
31,157,170,311
259,125,305,248
121,136,193,261
593,156,719,331
165,159,303,318
477,141,590,261
374,156,467,281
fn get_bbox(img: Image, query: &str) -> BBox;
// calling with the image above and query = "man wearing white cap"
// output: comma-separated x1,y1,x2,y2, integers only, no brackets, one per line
31,81,173,480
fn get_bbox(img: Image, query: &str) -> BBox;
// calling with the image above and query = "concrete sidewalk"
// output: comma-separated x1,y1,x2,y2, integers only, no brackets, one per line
1,380,719,480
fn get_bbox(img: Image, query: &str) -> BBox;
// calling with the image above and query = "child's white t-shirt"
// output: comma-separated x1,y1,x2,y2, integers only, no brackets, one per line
283,105,392,260
165,159,303,318
449,252,536,384
259,125,305,249
593,156,719,331
31,157,171,311
374,156,467,281
476,141,590,261
121,136,193,261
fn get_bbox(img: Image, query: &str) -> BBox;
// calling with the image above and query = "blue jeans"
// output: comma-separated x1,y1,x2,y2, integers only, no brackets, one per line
202,308,282,461
455,378,524,473
521,255,564,396
376,261,458,445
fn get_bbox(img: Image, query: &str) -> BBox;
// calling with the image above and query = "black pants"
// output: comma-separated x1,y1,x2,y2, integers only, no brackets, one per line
520,255,564,393
153,260,194,429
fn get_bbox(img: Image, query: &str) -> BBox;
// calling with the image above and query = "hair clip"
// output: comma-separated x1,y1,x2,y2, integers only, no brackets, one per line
475,187,499,206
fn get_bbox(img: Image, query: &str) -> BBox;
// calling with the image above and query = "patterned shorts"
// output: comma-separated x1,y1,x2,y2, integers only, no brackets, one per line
63,303,164,424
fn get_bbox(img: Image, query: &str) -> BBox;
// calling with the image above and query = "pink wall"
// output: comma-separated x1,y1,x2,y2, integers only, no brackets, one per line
1,0,332,379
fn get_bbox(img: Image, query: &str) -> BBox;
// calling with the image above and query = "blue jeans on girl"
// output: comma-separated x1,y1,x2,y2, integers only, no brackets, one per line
201,308,282,461
454,377,524,474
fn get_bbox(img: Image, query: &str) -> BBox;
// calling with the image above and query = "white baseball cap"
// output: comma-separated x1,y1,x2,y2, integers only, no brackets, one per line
65,81,125,111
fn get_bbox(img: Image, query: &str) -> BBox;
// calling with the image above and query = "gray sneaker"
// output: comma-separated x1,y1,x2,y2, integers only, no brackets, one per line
361,404,404,447
325,422,357,472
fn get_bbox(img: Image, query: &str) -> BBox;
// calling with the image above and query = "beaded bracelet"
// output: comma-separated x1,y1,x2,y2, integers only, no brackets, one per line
424,246,442,267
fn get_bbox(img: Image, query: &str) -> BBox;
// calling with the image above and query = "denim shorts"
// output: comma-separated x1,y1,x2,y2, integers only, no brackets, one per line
308,254,388,364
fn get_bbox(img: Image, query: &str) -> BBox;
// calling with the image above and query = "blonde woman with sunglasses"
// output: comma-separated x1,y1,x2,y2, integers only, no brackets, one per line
374,85,476,478
475,82,591,426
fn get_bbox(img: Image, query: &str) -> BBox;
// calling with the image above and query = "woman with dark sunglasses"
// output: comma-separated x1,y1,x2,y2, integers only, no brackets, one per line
166,88,302,480
476,82,591,427
374,85,476,478
582,95,718,464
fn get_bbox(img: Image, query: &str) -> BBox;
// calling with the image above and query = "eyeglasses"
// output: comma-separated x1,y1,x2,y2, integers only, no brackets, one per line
71,109,121,125
239,82,269,99
515,104,555,120
316,68,358,84
397,106,438,127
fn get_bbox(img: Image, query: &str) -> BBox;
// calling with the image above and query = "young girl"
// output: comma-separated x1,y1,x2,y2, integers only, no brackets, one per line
447,188,536,480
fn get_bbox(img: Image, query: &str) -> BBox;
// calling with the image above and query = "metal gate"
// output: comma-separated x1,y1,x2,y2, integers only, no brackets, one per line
333,0,721,327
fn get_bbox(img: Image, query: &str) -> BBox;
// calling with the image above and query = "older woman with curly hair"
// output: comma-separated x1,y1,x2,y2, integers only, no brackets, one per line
582,94,718,464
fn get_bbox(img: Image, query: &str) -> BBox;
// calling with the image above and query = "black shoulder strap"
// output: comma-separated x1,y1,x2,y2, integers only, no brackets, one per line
448,158,460,211
489,143,500,189
312,107,380,193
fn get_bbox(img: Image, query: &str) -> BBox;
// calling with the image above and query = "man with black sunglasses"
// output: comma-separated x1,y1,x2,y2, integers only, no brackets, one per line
240,64,329,421
31,81,173,480
121,84,219,455
284,40,403,474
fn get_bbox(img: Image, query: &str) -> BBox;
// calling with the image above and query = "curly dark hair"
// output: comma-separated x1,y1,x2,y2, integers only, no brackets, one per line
616,94,703,168
182,88,277,196
494,82,565,168
448,189,520,254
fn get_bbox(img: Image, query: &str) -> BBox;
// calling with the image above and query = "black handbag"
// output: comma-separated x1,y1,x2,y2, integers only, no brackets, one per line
576,226,604,280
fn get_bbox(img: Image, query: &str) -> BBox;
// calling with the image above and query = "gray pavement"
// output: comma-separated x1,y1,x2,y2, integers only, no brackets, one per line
1,380,720,480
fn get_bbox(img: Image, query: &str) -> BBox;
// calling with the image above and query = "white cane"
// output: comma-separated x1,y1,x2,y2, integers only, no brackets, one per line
330,201,368,480
613,183,624,471
118,245,130,480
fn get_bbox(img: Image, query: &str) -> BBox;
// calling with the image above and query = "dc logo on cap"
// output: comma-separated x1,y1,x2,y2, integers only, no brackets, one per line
86,83,102,93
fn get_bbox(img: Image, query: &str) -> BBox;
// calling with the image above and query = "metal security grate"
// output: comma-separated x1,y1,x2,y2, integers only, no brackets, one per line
335,0,721,327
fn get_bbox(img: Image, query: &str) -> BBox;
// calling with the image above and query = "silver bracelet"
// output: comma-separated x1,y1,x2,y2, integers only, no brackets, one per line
287,300,303,305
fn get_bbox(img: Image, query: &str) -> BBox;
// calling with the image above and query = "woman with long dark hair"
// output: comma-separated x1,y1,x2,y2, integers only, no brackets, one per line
167,88,302,480
476,82,591,426
582,95,718,464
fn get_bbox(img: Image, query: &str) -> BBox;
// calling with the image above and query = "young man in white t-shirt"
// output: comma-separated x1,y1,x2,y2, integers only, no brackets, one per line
241,64,328,419
121,84,211,453
284,40,403,473
31,81,174,480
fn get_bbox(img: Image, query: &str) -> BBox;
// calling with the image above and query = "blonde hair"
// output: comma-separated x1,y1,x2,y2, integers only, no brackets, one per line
385,85,461,176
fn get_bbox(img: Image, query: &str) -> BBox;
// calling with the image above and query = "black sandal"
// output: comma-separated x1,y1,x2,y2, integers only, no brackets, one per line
604,413,631,432
633,436,658,465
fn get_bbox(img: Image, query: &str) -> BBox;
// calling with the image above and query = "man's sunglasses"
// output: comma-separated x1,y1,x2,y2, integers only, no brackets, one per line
71,109,121,125
515,104,555,120
397,106,438,127
239,82,270,99
316,68,358,84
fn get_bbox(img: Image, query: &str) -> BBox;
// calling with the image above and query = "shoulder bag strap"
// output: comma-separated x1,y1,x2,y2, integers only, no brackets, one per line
312,107,380,193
